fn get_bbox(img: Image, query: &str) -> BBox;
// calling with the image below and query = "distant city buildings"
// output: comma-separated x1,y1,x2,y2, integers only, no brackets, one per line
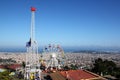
0,52,120,80
0,52,120,68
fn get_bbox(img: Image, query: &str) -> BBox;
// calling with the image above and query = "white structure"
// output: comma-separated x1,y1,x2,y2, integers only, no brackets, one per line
42,44,65,70
25,7,41,80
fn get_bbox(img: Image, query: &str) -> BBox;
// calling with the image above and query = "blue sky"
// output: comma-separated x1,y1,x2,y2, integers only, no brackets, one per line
0,0,120,50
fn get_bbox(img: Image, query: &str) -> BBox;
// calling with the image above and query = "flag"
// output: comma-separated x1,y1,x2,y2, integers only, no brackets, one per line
45,47,47,50
48,44,51,48
57,45,60,49
26,38,31,47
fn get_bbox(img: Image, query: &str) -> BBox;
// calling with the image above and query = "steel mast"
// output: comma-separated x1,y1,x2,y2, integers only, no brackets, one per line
25,7,40,80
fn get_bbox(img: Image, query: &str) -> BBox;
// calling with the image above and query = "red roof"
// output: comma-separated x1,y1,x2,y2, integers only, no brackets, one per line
60,70,104,80
0,65,5,68
8,64,21,70
0,64,21,70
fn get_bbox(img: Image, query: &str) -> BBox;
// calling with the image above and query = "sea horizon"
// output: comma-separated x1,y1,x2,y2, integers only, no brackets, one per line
0,46,120,53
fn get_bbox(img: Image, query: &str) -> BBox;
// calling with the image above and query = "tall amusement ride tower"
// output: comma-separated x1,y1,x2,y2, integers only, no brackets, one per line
25,7,40,79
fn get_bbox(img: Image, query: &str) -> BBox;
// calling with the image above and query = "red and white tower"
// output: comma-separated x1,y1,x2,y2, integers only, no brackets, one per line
25,7,41,80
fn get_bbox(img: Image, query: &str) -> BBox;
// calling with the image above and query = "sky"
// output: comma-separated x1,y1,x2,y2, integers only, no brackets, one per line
0,0,120,51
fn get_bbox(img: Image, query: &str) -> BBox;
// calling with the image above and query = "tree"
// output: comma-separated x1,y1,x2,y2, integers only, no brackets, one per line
0,71,13,80
63,66,70,70
70,64,78,70
92,58,116,75
22,61,25,68
91,58,120,79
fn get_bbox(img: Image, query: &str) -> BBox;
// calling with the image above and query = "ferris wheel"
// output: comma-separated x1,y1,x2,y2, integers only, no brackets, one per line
41,44,65,70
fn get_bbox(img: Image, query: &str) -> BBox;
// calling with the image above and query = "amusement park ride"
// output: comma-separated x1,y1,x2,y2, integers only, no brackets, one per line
42,44,65,70
24,7,65,80
25,7,41,80
22,7,106,80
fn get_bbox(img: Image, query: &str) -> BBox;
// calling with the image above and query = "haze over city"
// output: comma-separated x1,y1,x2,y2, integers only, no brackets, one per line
0,0,120,52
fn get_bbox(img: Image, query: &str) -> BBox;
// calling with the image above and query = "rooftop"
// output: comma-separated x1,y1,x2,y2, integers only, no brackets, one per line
50,70,106,80
0,64,21,70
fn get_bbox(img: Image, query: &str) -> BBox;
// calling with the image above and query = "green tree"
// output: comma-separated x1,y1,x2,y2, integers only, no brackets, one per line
63,66,70,70
0,71,13,80
92,58,116,75
22,61,25,68
70,64,78,70
91,58,120,79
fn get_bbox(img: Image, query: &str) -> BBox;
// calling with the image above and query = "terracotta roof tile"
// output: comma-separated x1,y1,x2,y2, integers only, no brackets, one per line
60,70,106,80
50,72,66,80
0,64,21,70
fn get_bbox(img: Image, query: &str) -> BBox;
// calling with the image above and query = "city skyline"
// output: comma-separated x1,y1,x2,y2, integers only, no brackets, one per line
0,0,120,50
